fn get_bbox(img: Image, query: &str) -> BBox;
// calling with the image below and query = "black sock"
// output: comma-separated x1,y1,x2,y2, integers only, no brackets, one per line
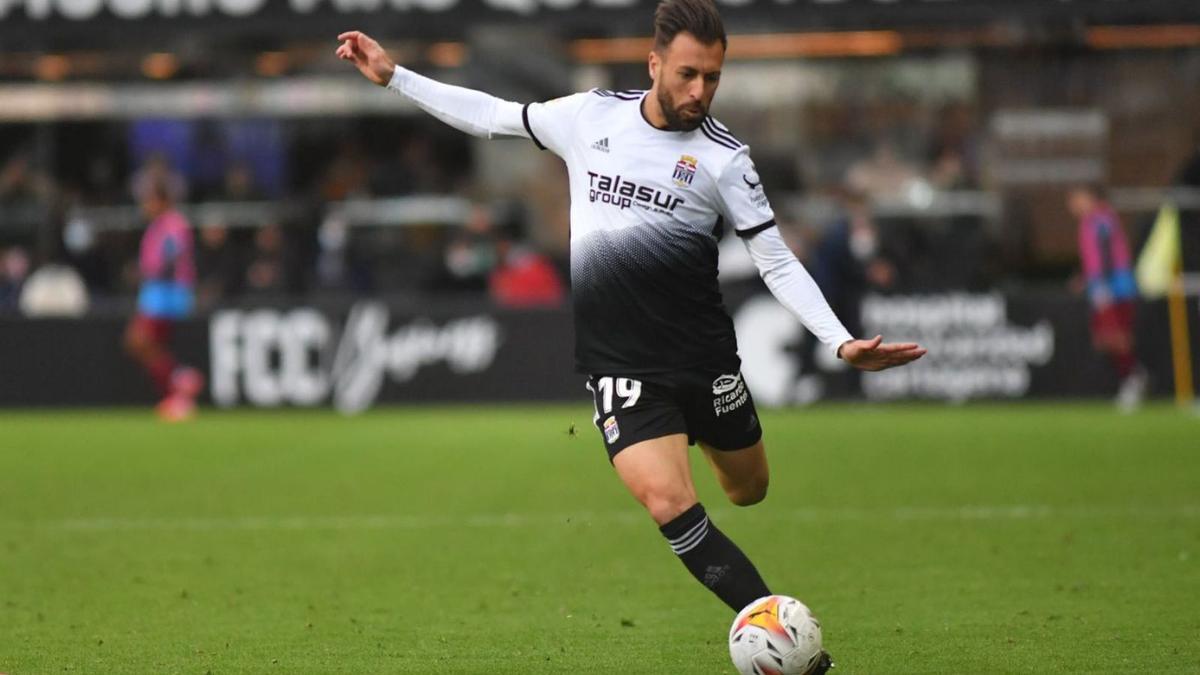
659,503,771,612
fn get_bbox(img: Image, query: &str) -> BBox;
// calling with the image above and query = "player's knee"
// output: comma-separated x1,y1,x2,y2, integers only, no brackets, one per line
639,488,697,525
728,475,768,507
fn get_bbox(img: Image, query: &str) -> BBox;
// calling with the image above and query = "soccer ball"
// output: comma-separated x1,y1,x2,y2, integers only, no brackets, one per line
728,595,824,675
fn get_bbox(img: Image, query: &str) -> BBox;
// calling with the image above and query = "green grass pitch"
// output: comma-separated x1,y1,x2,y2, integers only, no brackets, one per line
1,403,1197,674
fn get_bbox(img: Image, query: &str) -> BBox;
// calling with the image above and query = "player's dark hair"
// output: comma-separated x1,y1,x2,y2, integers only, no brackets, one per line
653,0,727,53
144,179,173,205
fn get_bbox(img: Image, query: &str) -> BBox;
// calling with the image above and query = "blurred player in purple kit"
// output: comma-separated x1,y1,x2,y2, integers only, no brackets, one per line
123,181,204,421
1068,184,1146,411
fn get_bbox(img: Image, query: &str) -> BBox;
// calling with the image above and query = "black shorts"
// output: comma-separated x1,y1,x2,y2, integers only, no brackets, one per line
585,369,763,460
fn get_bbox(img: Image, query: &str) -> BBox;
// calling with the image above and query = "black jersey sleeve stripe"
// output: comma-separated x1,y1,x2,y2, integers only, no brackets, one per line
703,119,742,147
735,218,777,238
701,119,742,149
594,89,643,101
701,118,730,139
521,104,547,151
702,118,743,147
701,129,739,151
700,124,740,151
707,116,741,140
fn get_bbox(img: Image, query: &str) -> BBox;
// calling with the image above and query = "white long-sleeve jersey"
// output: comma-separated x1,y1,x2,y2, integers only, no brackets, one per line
387,66,853,372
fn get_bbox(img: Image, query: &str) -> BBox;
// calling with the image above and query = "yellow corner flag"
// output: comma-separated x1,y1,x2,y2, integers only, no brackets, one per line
1135,201,1192,404
1136,202,1182,298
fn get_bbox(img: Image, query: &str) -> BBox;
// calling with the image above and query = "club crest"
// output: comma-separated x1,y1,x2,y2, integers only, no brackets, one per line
603,416,620,444
673,155,698,187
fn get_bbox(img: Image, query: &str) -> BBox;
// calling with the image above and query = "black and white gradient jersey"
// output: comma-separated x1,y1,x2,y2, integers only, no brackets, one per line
383,67,854,375
523,90,774,373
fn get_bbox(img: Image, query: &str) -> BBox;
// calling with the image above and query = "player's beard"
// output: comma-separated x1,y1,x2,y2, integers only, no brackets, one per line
657,87,706,132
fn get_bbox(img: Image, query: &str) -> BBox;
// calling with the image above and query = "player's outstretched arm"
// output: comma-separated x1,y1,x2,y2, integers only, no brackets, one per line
837,335,926,372
335,31,528,140
742,226,925,372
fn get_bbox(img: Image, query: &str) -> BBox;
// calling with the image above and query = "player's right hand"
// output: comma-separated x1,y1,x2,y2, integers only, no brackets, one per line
838,335,926,372
336,31,396,87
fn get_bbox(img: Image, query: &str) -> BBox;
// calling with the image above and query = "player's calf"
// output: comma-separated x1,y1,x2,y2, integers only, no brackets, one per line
660,502,772,612
724,473,768,507
700,440,770,507
610,435,772,611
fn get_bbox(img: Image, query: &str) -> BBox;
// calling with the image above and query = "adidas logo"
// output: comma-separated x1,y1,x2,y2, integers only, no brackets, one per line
591,137,610,153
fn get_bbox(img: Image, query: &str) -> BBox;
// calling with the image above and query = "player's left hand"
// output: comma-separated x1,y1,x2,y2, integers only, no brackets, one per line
838,335,926,372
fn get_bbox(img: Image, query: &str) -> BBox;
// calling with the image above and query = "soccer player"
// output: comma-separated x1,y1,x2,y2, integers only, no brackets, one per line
123,181,204,421
1068,184,1146,410
338,0,924,666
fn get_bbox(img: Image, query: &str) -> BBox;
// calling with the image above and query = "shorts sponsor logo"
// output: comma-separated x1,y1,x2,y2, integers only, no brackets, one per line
603,415,620,444
712,373,741,395
712,373,749,417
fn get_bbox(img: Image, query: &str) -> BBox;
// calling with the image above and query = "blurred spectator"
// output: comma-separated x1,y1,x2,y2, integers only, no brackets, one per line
195,218,243,309
488,201,564,308
62,216,112,294
811,189,896,339
314,214,377,292
245,222,290,294
927,103,980,190
221,162,265,202
489,240,565,309
0,151,54,205
442,205,500,293
84,155,126,205
320,142,371,201
929,146,969,191
18,264,89,317
370,137,442,195
130,152,188,203
845,142,920,202
0,247,32,312
315,217,343,288
435,202,564,306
